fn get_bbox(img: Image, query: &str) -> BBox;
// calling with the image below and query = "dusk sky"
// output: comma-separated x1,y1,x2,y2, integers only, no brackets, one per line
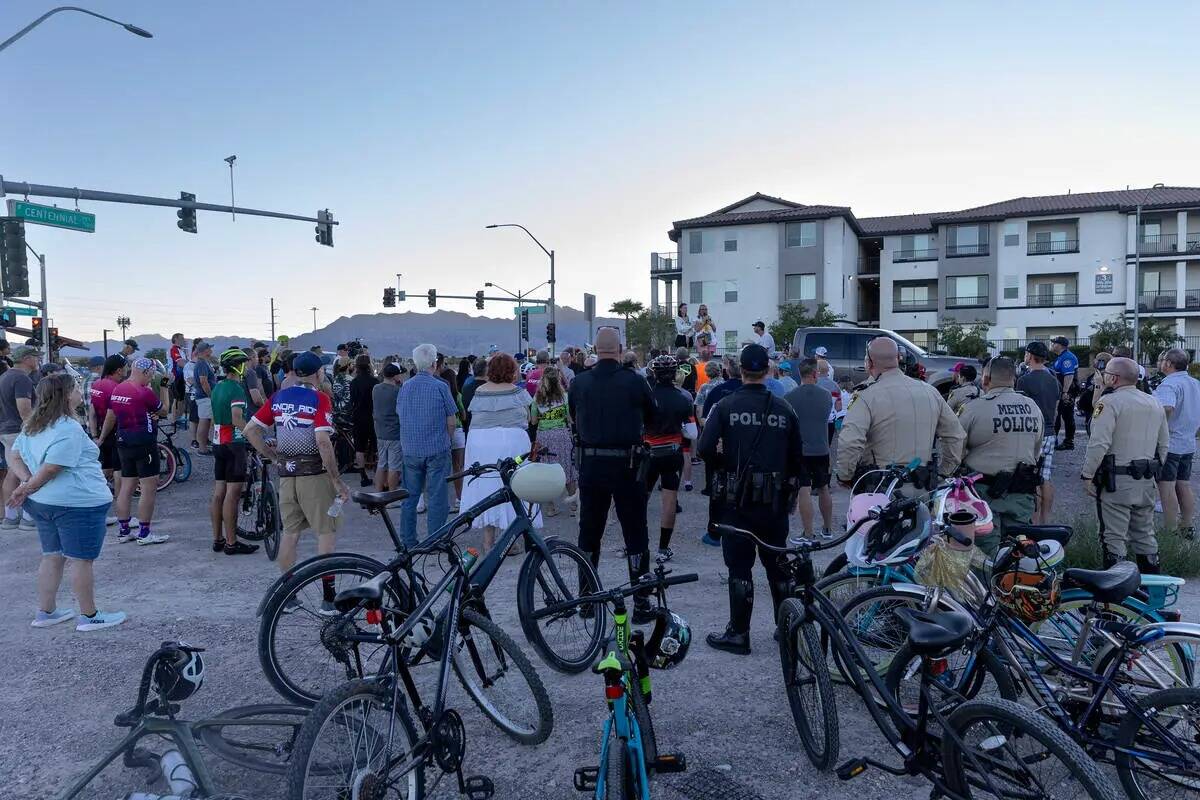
6,1,1198,343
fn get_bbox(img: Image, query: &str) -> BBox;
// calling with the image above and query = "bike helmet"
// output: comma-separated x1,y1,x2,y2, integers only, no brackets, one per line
940,483,994,536
219,347,249,370
645,609,692,670
846,497,932,568
152,642,205,702
520,360,536,377
649,354,678,384
990,544,1063,623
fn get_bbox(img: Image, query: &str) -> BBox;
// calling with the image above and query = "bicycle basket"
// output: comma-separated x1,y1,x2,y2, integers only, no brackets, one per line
991,553,1062,623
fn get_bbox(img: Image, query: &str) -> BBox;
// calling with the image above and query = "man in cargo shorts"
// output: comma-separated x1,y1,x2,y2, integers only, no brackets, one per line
244,352,350,610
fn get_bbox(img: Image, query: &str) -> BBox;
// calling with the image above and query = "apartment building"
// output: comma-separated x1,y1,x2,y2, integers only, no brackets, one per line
652,187,1200,352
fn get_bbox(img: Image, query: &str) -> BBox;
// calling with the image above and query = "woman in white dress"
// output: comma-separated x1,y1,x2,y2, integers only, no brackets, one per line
673,303,693,349
460,353,537,551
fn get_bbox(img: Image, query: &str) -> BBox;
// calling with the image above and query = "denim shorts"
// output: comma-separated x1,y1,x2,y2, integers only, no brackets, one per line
26,498,112,561
1161,452,1194,482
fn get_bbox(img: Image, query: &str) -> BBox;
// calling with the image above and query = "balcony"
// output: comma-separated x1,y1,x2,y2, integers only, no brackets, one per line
946,243,989,258
1028,239,1079,255
1028,292,1079,307
893,248,938,263
1139,234,1200,256
857,255,881,274
894,297,938,311
946,294,989,309
1138,290,1178,311
650,252,681,274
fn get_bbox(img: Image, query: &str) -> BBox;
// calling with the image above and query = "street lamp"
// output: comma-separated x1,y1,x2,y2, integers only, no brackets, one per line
487,223,556,355
0,6,153,53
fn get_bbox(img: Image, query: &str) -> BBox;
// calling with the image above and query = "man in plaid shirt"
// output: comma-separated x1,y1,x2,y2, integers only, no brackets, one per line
397,343,458,547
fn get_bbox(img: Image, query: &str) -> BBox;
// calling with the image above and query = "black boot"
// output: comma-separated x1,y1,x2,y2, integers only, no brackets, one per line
769,581,791,642
707,578,753,655
1135,553,1161,575
579,549,601,619
627,551,656,624
1101,544,1122,571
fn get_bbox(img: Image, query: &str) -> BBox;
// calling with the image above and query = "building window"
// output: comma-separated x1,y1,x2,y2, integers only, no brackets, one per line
1003,222,1019,247
689,281,703,304
893,280,936,310
1003,274,1018,300
898,330,936,350
724,237,737,252
946,275,989,307
947,224,989,257
724,280,738,303
688,231,703,254
785,221,817,248
724,330,738,353
784,273,817,302
895,234,936,261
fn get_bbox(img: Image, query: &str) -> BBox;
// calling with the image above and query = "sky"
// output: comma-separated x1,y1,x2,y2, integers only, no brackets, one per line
5,0,1199,343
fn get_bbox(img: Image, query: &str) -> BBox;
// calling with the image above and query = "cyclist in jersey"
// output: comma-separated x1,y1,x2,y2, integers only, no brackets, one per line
244,351,349,592
88,355,127,489
210,349,258,555
168,333,186,425
644,355,698,563
100,358,169,545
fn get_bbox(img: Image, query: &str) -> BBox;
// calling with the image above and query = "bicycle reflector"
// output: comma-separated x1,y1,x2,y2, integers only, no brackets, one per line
366,609,383,625
605,685,623,700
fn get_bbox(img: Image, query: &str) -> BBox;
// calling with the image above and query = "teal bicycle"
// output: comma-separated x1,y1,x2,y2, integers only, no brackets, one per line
532,567,696,799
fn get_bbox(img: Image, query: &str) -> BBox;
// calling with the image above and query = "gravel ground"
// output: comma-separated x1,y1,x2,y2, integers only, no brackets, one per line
2,423,1197,800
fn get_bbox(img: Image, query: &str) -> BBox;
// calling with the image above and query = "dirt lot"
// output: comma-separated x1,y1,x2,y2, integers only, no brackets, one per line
1,428,1197,800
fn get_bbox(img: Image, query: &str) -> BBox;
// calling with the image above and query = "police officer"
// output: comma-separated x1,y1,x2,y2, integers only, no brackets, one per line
956,357,1042,556
567,327,658,622
698,344,803,655
947,363,981,414
1081,357,1169,572
836,337,965,489
643,355,698,564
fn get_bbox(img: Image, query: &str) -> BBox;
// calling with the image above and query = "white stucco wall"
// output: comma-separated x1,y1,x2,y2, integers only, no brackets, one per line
995,210,1127,310
822,218,848,318
680,223,778,349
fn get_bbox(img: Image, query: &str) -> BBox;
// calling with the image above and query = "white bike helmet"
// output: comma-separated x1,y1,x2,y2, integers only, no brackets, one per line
845,499,932,568
152,642,205,702
510,461,566,503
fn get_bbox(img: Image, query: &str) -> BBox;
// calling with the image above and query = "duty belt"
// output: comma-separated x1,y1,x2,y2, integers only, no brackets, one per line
581,447,633,458
1112,461,1159,479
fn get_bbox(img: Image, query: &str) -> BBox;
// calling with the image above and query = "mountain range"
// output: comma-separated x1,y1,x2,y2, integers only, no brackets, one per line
62,306,625,358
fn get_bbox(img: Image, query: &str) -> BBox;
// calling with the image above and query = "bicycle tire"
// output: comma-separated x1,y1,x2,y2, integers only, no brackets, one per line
778,598,839,770
942,698,1119,800
834,584,956,686
1114,686,1200,800
1090,629,1198,695
883,638,1018,718
156,443,177,491
286,678,425,800
258,554,403,706
814,568,890,681
196,703,307,774
175,446,192,482
629,678,657,774
237,473,268,541
516,537,604,674
262,484,281,562
452,607,553,745
604,720,635,800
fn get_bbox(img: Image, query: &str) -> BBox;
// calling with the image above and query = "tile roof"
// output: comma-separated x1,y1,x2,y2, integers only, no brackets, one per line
856,213,939,236
669,201,854,241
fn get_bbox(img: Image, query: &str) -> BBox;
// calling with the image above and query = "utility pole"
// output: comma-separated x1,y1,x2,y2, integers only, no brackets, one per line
102,328,111,359
116,315,130,342
1132,204,1142,364
269,297,277,342
38,250,48,357
224,156,237,221
310,306,318,331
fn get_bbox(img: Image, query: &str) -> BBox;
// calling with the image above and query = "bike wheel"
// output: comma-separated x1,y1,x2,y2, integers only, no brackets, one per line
175,446,193,482
156,443,177,491
815,569,889,681
196,703,307,774
452,607,553,745
836,585,952,686
883,639,1017,719
943,698,1119,800
1034,595,1162,670
1093,629,1199,697
629,678,657,774
778,598,839,769
603,721,635,800
286,678,424,800
1114,687,1200,800
258,554,404,706
517,537,604,674
262,484,281,562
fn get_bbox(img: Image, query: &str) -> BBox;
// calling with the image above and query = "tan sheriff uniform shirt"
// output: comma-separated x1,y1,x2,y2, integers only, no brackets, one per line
948,382,981,414
1082,385,1169,479
958,386,1042,476
836,369,965,481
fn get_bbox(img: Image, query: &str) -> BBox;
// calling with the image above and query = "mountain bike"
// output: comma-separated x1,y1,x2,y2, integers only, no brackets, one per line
530,567,696,798
59,642,306,800
712,519,1120,800
286,518,550,799
257,456,603,707
236,448,281,560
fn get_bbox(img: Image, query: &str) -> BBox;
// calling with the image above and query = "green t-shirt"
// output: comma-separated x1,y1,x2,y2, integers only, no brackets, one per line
210,378,248,445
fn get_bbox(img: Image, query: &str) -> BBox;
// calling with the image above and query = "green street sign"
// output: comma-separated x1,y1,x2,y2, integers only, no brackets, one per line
2,306,36,317
6,200,95,233
514,305,547,315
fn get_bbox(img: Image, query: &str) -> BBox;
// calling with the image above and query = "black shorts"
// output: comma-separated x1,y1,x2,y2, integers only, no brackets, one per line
674,334,693,349
213,443,248,482
118,441,160,479
1161,452,1194,482
172,374,186,402
798,454,831,489
645,452,683,492
99,432,120,471
188,399,199,424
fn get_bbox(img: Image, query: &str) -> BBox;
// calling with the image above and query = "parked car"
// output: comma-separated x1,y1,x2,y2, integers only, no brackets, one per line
790,326,976,394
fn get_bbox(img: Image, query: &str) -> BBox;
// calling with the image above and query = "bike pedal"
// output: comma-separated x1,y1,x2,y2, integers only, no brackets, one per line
463,775,494,800
652,753,687,774
836,758,869,781
573,766,599,791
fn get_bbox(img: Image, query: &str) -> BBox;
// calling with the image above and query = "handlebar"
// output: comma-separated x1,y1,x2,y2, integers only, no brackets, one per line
446,452,533,484
529,570,700,620
713,516,870,554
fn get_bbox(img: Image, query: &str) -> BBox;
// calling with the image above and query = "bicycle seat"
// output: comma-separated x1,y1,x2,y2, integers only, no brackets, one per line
1005,524,1072,546
1064,561,1140,603
333,571,391,608
351,488,409,510
897,609,974,655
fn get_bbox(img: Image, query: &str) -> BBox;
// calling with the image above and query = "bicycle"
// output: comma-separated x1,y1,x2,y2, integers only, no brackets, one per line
257,455,604,707
236,447,281,560
712,518,1120,800
58,641,306,800
530,567,696,799
285,513,552,799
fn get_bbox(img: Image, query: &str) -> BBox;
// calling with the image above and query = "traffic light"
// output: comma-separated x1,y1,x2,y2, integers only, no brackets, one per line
520,309,529,341
177,192,197,233
545,322,556,344
315,208,334,247
1,218,29,297
49,326,59,342
0,309,14,329
427,289,437,308
475,290,485,310
31,317,42,337
383,287,396,307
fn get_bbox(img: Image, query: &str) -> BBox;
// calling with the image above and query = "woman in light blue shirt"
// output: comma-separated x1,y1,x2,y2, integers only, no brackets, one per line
9,373,125,632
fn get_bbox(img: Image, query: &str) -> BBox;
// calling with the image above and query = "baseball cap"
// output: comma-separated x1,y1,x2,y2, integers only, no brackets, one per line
740,343,770,372
293,351,323,377
196,340,213,353
88,355,106,368
382,363,402,378
13,345,40,361
1051,336,1070,346
950,361,966,374
124,339,138,350
754,320,766,328
813,346,829,358
1024,341,1050,359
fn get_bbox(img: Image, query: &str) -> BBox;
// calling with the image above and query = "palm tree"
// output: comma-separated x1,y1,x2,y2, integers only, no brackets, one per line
608,299,645,332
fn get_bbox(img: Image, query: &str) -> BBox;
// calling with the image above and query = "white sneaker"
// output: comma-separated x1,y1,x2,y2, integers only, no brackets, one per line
105,516,118,527
1155,500,1164,513
76,610,127,631
416,496,427,514
135,532,169,545
32,608,75,628
116,531,136,543
18,515,36,531
1,517,19,530
450,498,460,513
